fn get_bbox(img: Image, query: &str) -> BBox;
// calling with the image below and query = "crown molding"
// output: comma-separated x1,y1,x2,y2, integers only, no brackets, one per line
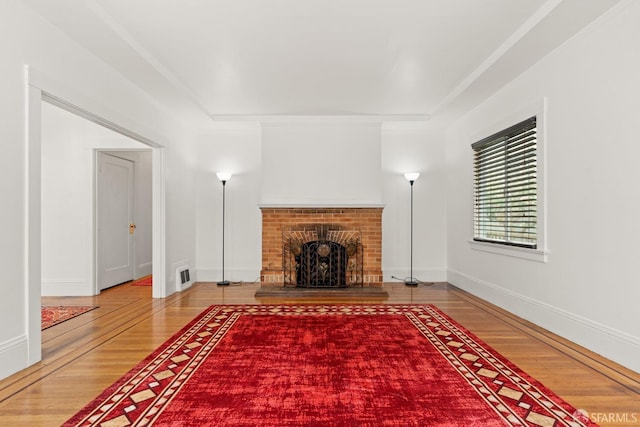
210,114,429,123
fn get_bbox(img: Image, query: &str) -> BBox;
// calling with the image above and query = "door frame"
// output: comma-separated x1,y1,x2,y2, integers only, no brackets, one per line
25,65,168,366
40,94,167,297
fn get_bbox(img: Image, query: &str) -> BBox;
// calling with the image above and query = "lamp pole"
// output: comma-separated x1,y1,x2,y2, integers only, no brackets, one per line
404,172,420,287
216,172,232,286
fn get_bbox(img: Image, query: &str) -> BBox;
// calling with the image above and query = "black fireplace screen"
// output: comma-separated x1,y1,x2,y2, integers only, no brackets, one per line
298,241,347,287
283,225,363,288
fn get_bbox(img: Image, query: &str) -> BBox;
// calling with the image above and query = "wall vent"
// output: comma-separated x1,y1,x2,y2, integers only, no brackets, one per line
175,266,193,292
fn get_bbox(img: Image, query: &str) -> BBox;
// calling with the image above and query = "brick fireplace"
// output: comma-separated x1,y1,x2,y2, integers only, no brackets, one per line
260,207,383,287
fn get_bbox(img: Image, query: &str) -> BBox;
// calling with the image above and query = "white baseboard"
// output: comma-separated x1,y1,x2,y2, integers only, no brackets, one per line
447,269,640,373
384,268,447,283
0,335,28,381
41,280,93,296
195,269,261,284
137,261,152,278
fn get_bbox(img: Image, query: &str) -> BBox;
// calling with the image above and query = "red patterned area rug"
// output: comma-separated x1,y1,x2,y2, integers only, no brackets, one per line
131,275,152,286
41,306,98,330
64,305,596,426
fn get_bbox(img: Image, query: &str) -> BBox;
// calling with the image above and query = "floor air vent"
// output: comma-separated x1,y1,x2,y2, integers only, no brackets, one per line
175,266,193,291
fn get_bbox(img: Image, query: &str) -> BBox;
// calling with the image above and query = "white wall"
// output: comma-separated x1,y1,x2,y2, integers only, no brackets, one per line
0,1,32,379
0,0,198,379
445,1,640,372
261,123,383,205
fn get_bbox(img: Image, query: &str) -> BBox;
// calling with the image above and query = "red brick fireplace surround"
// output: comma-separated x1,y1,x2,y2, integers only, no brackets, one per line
260,207,383,286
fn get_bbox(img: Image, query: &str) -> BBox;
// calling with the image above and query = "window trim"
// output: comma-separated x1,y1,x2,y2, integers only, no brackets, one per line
469,98,547,262
469,239,548,262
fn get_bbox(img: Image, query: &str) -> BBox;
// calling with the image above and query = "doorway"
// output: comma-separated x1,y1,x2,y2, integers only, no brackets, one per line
97,153,135,290
40,102,153,295
25,77,167,367
97,152,154,291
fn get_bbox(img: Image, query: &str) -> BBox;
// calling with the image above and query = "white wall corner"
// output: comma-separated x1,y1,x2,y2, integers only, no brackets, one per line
447,269,640,373
137,262,152,278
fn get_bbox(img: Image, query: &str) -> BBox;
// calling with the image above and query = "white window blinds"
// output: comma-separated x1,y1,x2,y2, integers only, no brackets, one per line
472,117,537,249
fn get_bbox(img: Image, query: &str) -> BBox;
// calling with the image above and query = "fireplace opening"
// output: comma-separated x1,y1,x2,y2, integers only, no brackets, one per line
297,241,348,287
283,224,363,288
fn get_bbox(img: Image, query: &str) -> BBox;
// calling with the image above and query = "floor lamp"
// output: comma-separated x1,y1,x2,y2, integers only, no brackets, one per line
404,172,420,287
216,172,232,286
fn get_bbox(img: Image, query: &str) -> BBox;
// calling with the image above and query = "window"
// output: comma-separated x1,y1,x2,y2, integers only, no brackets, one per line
472,116,537,249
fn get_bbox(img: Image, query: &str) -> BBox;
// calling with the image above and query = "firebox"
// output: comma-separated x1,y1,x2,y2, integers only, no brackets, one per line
283,224,363,288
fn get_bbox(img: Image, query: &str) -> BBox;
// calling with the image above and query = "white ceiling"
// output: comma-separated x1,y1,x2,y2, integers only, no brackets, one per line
24,0,620,125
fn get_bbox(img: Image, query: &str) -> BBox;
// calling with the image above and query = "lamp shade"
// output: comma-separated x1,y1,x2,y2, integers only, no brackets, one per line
404,172,420,182
216,172,232,182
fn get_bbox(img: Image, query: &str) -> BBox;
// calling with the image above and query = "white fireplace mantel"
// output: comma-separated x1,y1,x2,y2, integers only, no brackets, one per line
258,203,386,209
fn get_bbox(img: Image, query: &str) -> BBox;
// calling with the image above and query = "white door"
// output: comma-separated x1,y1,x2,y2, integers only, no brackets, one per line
98,153,135,290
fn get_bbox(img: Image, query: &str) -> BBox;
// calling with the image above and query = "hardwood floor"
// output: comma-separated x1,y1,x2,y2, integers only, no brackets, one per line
0,282,637,426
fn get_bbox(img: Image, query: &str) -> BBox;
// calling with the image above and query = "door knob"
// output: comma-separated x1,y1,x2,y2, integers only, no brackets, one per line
129,223,137,234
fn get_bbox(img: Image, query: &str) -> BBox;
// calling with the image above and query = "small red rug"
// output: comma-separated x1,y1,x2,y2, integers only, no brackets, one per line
41,306,98,330
131,275,152,286
64,305,597,426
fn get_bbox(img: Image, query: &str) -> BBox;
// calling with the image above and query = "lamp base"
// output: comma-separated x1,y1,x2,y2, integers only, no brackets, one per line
217,280,230,286
404,280,419,287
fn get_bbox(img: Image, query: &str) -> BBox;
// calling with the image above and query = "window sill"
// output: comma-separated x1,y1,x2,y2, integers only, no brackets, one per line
468,240,548,263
